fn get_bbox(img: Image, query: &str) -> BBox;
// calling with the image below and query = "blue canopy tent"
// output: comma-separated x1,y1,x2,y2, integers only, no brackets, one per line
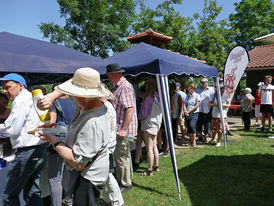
0,32,107,85
106,42,219,200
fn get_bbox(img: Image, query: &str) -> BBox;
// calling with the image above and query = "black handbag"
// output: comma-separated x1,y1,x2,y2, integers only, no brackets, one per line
185,110,194,120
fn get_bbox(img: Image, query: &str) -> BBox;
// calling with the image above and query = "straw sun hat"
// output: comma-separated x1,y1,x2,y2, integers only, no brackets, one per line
56,67,114,99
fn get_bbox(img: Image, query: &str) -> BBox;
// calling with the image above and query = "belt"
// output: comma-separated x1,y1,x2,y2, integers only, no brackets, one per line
17,143,46,152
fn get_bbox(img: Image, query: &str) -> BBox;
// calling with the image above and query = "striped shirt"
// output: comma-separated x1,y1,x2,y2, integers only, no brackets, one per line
111,77,138,137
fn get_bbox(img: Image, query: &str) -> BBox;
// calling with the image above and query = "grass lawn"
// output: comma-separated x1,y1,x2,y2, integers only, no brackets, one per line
122,125,274,206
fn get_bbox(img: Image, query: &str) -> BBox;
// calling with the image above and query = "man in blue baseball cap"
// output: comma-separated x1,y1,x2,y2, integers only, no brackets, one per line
0,73,27,100
0,73,47,206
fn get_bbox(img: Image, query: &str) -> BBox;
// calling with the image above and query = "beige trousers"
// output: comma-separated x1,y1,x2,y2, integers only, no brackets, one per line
114,137,132,187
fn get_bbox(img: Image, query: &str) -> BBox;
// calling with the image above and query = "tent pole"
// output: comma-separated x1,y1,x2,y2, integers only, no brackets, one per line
156,74,182,201
214,77,227,151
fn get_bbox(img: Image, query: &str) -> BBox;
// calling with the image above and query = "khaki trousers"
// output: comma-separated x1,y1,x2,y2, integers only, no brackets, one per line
114,137,132,187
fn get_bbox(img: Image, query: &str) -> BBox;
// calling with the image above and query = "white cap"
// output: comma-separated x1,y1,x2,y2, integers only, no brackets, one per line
257,82,264,87
201,78,208,82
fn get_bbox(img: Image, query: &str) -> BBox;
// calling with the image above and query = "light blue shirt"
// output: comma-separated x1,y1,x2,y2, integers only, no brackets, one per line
185,92,201,113
196,86,214,113
0,89,43,149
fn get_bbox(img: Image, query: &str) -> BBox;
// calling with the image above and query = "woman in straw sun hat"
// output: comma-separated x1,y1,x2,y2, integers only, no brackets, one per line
38,67,114,206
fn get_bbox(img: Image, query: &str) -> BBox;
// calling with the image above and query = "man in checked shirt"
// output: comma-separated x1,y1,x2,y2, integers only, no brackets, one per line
106,63,138,193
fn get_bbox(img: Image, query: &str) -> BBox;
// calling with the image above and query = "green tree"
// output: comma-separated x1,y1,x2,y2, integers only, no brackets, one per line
188,0,237,70
133,0,237,71
229,0,274,50
39,0,136,58
132,0,193,53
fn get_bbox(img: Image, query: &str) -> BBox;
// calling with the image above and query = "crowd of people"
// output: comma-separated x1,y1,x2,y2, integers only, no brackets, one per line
169,78,234,148
0,64,272,206
240,75,274,133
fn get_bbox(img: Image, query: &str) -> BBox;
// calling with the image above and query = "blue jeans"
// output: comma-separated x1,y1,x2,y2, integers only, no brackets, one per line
186,113,199,134
2,144,47,206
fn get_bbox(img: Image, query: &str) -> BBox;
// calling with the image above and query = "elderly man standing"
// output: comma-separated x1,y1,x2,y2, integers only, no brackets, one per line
196,78,214,143
0,73,47,206
106,63,138,193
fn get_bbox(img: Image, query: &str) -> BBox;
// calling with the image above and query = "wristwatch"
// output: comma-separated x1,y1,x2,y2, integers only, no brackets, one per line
54,141,62,149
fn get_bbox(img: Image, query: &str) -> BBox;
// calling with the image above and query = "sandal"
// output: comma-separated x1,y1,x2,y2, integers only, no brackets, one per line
139,169,153,176
153,166,160,172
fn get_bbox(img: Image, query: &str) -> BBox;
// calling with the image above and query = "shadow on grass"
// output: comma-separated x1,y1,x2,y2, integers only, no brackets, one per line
131,182,175,198
179,154,274,206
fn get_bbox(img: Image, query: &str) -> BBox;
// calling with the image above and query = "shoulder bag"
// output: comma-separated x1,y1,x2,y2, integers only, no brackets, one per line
62,144,107,195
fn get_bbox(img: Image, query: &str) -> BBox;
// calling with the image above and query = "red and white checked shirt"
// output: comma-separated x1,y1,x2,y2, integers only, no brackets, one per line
111,77,138,137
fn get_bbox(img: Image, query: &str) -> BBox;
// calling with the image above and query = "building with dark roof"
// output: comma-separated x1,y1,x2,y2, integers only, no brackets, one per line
246,44,274,95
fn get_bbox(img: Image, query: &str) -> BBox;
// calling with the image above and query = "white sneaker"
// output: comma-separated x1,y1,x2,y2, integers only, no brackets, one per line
216,142,221,147
269,128,272,132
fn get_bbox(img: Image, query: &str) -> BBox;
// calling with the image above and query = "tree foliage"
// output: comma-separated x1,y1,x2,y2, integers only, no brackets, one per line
133,0,193,55
133,0,237,70
39,0,136,58
229,0,274,50
188,0,237,70
38,0,273,71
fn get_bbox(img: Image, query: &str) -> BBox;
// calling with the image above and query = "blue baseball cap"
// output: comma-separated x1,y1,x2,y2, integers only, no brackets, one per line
0,73,27,88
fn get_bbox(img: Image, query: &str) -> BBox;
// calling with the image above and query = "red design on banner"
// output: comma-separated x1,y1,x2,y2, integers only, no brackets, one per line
225,65,237,97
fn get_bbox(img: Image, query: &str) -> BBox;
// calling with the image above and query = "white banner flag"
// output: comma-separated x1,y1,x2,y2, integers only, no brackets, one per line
224,46,249,100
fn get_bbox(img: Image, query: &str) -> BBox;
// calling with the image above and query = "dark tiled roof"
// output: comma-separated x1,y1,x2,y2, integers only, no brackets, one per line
247,44,274,69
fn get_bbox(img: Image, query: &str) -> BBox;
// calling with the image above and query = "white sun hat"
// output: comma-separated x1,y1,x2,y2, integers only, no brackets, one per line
56,67,113,99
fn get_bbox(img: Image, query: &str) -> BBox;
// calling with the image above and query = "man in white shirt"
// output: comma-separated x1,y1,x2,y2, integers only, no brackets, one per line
196,78,214,142
259,75,274,132
0,73,47,206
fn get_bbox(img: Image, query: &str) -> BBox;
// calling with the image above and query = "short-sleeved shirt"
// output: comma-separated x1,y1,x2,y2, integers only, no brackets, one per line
104,101,117,154
261,84,274,105
185,92,201,113
241,94,254,112
111,77,138,137
210,93,230,118
50,98,75,126
196,86,214,113
65,105,110,185
172,91,187,118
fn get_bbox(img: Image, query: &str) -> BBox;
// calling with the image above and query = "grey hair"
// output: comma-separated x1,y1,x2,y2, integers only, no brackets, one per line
244,87,252,94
